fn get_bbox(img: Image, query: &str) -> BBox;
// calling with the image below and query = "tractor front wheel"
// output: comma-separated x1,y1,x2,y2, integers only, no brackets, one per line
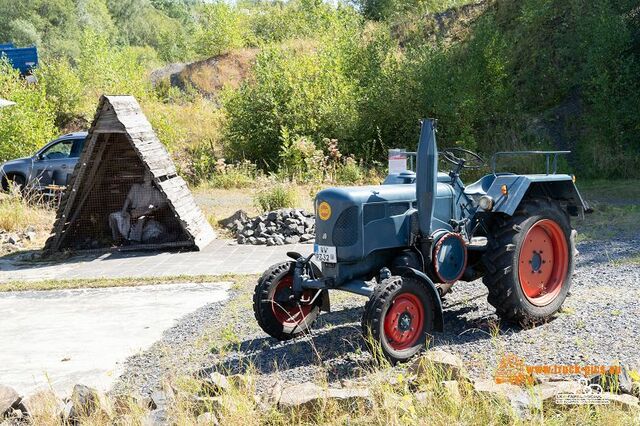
362,276,436,364
253,261,322,340
482,198,575,325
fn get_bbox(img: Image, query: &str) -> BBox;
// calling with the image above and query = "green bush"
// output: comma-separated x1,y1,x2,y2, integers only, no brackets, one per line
36,59,84,126
336,157,364,185
193,1,248,58
223,22,361,170
76,30,153,104
254,182,299,212
0,62,57,162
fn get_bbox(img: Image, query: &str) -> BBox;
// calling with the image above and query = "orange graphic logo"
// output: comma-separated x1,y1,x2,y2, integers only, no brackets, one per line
318,201,331,221
495,354,535,385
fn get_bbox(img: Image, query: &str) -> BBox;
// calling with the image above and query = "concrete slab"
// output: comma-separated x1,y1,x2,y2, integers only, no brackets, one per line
0,239,313,283
0,282,230,395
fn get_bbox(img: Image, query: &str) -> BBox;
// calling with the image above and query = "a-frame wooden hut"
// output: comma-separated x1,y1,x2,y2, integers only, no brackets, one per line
45,95,215,252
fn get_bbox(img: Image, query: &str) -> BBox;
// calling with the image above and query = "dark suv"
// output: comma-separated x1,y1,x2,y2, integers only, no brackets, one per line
0,132,87,191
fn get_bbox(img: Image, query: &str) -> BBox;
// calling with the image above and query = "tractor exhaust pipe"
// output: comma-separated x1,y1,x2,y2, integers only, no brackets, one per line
416,119,438,238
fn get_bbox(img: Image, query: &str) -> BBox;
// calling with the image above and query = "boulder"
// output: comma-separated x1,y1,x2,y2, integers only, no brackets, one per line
0,385,20,416
265,380,283,406
150,390,173,410
6,234,20,245
67,384,111,420
326,387,372,409
143,408,168,426
255,222,267,236
536,380,584,404
473,380,540,418
590,366,635,395
20,389,64,419
192,396,224,414
601,392,640,410
278,382,324,409
278,382,371,411
408,350,469,382
219,210,249,229
228,374,254,393
284,235,300,244
202,373,230,396
196,411,220,425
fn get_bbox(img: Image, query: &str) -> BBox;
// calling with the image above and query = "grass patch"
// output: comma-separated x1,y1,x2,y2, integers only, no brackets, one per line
574,179,640,241
0,274,257,292
0,191,55,234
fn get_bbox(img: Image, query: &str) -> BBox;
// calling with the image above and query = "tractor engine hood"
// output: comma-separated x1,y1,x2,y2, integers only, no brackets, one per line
314,184,417,262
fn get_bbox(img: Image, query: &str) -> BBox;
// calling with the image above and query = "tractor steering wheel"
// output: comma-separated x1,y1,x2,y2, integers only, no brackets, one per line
441,148,486,170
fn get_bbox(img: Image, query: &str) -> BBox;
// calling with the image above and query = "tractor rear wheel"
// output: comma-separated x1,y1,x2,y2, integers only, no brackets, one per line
253,261,322,340
482,198,575,325
362,276,435,364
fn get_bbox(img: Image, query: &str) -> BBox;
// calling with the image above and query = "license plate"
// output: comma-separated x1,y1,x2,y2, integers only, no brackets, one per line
314,244,337,263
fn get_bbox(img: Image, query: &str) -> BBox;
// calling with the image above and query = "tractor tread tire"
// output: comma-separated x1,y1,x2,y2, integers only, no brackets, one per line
482,198,575,326
252,261,319,341
362,276,435,364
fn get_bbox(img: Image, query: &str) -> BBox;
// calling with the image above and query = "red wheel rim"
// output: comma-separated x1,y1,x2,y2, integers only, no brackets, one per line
383,293,425,350
518,219,569,306
270,274,315,327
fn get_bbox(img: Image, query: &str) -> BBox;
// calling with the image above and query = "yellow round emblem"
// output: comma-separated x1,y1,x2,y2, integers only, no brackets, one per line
318,201,332,221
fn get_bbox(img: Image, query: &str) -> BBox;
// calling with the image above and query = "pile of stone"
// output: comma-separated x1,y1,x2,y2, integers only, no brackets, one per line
0,227,37,254
220,209,315,246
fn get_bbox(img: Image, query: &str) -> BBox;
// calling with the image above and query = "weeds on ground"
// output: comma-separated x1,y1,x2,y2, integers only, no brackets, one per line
202,159,258,190
254,181,299,212
0,186,55,234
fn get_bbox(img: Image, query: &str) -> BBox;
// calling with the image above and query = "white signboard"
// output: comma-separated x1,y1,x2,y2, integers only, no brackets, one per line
388,149,408,174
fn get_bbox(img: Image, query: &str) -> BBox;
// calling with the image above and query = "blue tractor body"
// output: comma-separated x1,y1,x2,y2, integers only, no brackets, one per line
254,119,589,363
311,120,587,292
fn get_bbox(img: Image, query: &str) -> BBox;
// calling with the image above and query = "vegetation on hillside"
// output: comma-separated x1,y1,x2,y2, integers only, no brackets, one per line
0,0,638,184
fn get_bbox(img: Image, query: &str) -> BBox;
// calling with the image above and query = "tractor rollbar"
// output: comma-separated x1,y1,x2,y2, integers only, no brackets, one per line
491,151,570,176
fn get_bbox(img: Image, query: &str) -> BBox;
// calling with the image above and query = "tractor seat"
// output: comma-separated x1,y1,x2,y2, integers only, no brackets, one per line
463,174,496,197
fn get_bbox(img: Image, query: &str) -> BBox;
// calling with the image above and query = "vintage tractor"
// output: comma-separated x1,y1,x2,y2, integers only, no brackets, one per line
253,119,589,363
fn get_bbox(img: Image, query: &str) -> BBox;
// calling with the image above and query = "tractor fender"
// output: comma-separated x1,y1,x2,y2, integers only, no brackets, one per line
483,174,590,216
393,266,444,332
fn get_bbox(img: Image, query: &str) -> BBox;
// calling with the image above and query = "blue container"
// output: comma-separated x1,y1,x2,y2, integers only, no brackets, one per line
0,45,38,75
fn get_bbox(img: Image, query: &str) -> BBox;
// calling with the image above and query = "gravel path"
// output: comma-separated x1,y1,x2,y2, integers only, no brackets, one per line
112,237,640,395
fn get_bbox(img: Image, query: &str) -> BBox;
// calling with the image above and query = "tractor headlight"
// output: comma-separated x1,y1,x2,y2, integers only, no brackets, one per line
478,195,494,211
